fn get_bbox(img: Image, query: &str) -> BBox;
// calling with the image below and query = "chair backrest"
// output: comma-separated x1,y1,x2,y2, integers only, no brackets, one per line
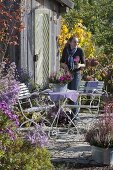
18,83,31,99
78,81,104,94
17,83,33,112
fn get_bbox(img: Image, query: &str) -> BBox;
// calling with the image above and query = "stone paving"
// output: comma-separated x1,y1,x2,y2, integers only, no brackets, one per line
19,113,113,169
47,134,95,165
47,134,113,170
46,113,105,168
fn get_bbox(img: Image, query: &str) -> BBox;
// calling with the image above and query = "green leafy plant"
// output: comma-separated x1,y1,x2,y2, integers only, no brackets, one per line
0,135,53,170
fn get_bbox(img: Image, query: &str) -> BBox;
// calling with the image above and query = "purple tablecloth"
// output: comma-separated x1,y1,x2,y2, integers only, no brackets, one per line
48,90,79,102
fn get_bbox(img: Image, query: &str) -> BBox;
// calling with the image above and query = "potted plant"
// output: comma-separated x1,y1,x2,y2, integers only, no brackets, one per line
85,102,113,166
48,68,73,92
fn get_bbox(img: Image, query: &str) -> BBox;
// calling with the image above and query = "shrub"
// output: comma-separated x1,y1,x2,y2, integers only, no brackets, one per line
0,61,53,169
85,103,113,148
0,135,53,170
16,68,32,84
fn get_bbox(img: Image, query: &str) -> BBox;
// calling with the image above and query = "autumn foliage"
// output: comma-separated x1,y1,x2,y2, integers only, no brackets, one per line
58,19,95,58
0,0,24,60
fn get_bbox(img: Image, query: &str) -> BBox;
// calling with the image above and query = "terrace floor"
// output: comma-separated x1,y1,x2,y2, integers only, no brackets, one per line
46,113,113,170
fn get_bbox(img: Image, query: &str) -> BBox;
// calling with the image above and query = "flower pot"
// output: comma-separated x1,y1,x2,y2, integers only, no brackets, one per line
53,84,67,92
92,146,113,166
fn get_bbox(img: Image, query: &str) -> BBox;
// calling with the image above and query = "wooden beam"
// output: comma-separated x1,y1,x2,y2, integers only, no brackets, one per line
56,0,74,9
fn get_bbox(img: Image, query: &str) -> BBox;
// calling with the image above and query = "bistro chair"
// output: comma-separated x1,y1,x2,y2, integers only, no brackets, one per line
64,81,107,131
17,83,54,129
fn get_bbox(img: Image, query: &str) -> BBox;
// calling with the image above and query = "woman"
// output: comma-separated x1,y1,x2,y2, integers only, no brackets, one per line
61,35,86,116
60,35,86,90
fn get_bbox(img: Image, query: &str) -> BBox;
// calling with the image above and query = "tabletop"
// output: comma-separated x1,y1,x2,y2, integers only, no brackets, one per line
48,90,79,103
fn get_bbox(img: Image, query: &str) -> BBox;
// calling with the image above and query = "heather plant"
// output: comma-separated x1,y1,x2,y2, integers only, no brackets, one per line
85,103,113,148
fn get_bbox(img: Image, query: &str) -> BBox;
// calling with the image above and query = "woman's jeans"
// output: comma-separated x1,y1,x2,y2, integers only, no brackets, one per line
68,71,81,116
68,71,81,91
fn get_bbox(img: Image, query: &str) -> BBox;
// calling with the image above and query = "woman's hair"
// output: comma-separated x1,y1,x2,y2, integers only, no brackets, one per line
69,35,79,43
65,35,79,48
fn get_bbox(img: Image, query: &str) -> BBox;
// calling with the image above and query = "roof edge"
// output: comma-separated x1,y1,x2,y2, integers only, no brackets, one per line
56,0,74,9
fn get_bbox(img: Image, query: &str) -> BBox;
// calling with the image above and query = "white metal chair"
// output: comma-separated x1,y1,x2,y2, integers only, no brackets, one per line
78,81,105,113
17,83,54,129
78,81,108,115
64,81,106,130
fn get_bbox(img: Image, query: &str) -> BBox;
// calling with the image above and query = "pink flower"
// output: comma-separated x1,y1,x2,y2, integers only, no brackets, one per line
74,56,80,63
49,69,73,84
59,76,65,81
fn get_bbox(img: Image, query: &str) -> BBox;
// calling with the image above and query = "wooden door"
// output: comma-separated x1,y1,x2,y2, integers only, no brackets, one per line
34,9,50,86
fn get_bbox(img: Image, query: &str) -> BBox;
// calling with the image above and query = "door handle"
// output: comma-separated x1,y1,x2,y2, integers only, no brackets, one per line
34,54,39,62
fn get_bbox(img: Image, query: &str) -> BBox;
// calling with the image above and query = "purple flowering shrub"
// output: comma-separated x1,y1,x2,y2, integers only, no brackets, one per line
0,62,20,140
49,68,73,84
25,124,48,148
16,67,32,84
0,62,52,169
85,103,113,148
16,67,38,92
0,61,49,145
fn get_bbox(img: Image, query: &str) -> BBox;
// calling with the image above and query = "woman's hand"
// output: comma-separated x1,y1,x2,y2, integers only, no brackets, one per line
75,63,85,69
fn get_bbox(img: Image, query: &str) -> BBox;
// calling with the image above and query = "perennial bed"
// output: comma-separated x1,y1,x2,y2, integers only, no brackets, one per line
0,62,53,170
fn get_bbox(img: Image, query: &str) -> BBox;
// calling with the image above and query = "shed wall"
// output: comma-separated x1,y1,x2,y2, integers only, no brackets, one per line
20,0,62,85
